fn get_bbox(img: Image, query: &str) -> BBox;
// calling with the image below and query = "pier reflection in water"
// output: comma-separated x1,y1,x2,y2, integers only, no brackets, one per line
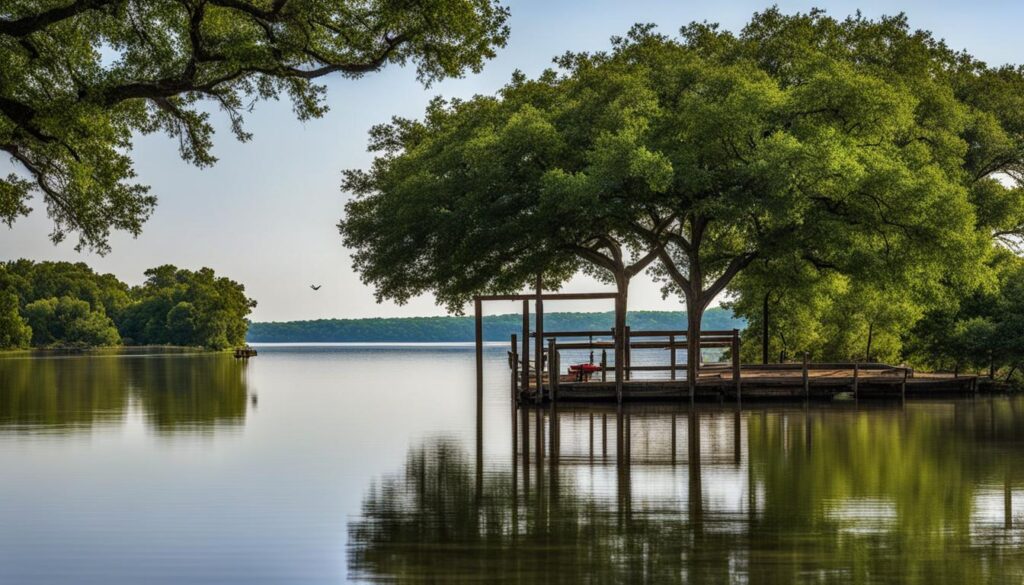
0,350,250,434
350,400,1024,584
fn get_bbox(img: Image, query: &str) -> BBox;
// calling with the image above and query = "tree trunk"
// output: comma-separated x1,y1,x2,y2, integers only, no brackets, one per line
1005,364,1018,383
865,322,874,363
762,292,770,365
686,296,703,401
614,273,629,402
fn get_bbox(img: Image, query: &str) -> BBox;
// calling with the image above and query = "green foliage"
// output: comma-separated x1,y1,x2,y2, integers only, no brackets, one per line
247,308,743,343
905,253,1024,377
23,296,120,347
342,9,1003,377
693,8,1024,368
120,265,256,349
1,0,509,252
0,259,254,349
0,289,30,348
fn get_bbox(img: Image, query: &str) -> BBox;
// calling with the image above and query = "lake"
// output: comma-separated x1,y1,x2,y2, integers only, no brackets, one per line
1,344,1022,583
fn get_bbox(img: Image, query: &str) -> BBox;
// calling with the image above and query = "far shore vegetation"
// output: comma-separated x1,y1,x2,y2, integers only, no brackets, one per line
0,261,255,351
246,308,743,344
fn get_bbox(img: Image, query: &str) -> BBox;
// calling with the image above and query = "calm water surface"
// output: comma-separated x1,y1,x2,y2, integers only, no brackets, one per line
1,344,1023,583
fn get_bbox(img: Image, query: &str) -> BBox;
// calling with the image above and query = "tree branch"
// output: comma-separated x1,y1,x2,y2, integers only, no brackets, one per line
0,0,119,38
656,247,691,291
570,244,617,273
703,251,758,308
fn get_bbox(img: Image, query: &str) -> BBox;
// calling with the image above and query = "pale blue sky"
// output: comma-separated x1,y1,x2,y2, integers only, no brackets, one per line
2,1,1023,321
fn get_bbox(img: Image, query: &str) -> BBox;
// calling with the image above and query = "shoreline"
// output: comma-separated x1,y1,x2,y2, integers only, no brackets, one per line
0,345,232,357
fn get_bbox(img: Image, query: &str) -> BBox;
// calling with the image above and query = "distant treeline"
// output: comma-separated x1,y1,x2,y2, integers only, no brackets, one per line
0,261,256,350
247,308,744,343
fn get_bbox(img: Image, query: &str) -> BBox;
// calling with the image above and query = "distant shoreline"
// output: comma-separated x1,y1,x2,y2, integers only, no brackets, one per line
0,345,230,357
246,309,744,344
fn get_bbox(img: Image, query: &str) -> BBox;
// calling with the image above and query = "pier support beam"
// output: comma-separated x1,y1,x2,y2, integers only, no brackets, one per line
670,335,677,381
732,328,742,406
535,275,544,404
511,334,518,405
521,301,529,395
474,297,483,409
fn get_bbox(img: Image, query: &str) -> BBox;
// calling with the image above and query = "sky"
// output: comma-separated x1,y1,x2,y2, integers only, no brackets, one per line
2,0,1023,322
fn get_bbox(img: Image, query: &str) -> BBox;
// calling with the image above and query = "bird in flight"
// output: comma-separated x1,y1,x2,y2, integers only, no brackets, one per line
310,285,321,291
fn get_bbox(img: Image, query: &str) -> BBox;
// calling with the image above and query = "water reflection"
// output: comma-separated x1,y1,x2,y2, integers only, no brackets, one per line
0,351,249,434
350,400,1024,583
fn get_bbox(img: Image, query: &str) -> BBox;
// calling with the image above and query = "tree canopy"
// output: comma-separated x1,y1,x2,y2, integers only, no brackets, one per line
0,260,255,349
120,264,256,348
342,9,1012,374
720,11,1024,372
1,0,509,252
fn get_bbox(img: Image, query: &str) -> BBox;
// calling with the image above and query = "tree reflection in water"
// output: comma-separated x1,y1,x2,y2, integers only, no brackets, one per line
350,400,1024,584
0,351,249,434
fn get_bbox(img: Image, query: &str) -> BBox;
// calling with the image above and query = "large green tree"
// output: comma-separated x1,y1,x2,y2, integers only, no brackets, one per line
1,0,509,252
725,10,1024,368
340,75,668,375
343,10,993,381
0,259,255,349
23,295,121,346
120,264,256,348
0,289,31,348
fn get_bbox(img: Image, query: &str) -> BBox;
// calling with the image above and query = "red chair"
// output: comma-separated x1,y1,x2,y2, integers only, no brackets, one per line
568,363,602,382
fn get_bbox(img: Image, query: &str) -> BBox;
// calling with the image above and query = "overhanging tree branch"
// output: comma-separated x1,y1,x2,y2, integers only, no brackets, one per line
0,0,119,38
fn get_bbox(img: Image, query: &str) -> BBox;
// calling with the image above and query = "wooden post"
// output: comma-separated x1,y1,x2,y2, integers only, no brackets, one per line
535,276,544,404
521,300,529,394
853,363,859,402
624,326,632,381
614,311,622,403
601,349,607,382
511,334,518,403
802,352,810,402
688,331,695,407
549,338,559,403
474,297,484,487
670,334,677,381
732,329,741,406
474,297,483,408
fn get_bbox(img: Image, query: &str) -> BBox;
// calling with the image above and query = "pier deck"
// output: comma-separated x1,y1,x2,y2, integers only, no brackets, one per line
469,296,1002,405
524,367,984,403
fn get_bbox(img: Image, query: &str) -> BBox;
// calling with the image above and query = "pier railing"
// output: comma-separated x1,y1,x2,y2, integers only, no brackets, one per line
509,328,744,398
509,327,923,404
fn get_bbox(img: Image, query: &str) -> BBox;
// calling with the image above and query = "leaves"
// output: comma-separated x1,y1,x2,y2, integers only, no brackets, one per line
1,0,510,252
0,259,255,349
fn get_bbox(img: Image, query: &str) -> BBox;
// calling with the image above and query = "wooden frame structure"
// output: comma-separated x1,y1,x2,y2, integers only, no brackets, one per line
474,291,621,406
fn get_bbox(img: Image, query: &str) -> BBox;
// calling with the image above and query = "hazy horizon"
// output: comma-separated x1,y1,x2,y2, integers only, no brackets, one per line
3,0,1021,322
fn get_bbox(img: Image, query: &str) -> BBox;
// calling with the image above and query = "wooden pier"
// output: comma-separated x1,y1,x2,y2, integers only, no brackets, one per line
473,293,997,405
234,346,257,359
